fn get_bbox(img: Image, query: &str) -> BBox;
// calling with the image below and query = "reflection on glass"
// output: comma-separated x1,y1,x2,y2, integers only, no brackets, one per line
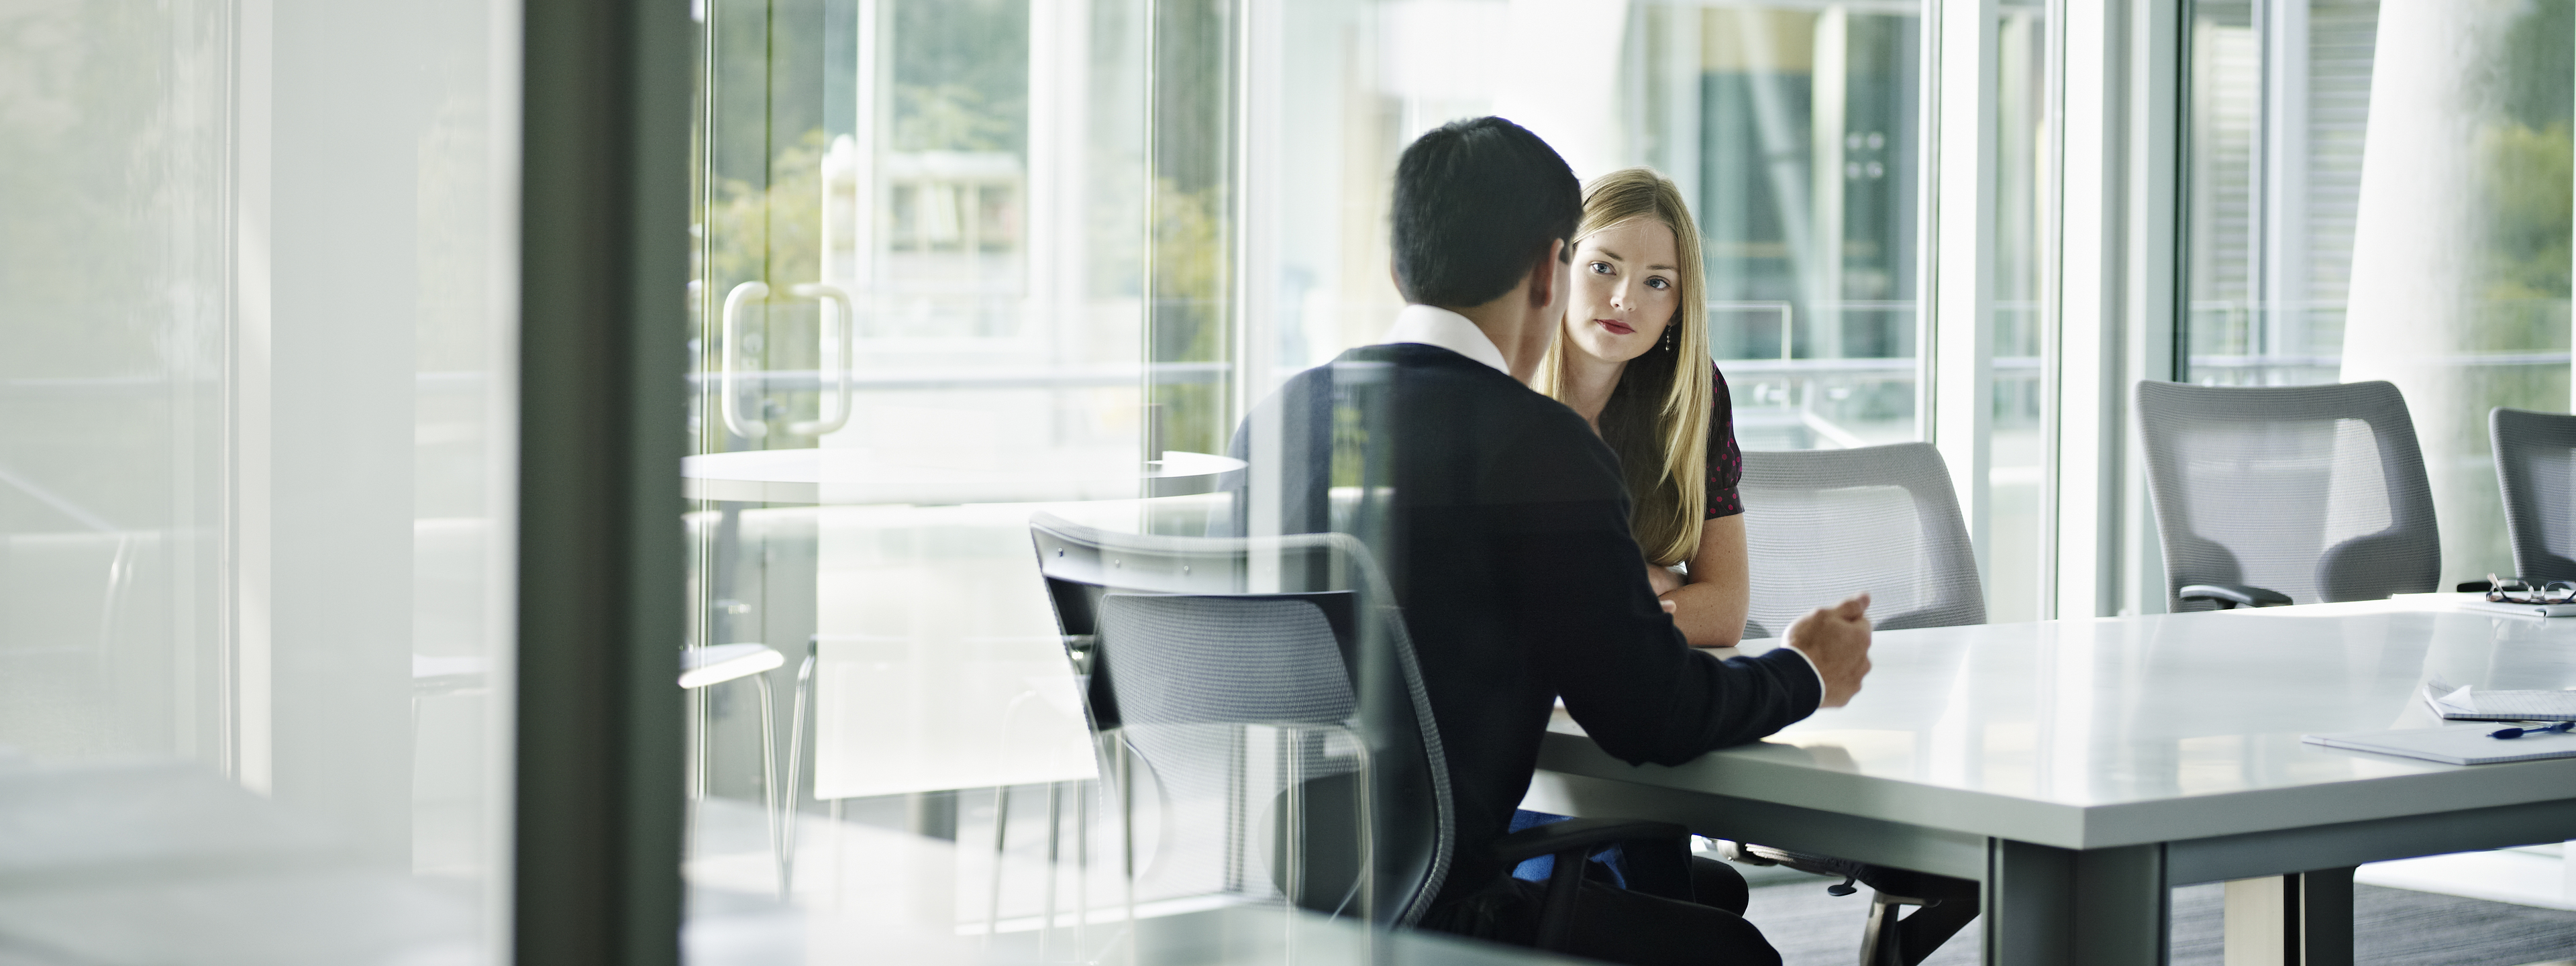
2183,0,2575,586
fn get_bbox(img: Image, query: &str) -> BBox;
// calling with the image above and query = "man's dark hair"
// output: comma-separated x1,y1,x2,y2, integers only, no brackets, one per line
1390,117,1583,308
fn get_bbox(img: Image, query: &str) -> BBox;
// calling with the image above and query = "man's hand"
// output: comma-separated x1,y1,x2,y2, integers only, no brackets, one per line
1785,593,1871,708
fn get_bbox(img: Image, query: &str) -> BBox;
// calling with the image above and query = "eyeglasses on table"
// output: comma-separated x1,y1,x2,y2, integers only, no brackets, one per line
2481,574,2576,605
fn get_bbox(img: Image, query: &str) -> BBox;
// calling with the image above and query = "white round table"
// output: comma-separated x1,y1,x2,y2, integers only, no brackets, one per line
680,447,1243,504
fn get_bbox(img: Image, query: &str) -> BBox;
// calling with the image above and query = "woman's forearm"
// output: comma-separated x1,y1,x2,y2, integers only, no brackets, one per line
1663,515,1751,647
1663,580,1749,646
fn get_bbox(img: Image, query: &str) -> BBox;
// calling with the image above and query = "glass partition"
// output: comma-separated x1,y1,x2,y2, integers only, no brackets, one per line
1248,1,1929,449
0,1,520,961
684,0,1941,960
683,0,1166,956
2181,0,2574,586
1990,0,2053,621
1679,4,1926,452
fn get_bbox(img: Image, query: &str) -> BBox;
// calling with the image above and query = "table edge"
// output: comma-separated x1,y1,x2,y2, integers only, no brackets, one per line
1537,730,2576,851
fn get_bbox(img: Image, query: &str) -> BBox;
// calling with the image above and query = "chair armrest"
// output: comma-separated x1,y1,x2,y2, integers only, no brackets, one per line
2178,583,2292,609
1489,817,1690,865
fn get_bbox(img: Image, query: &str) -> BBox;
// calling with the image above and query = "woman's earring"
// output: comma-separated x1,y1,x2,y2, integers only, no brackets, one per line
1665,327,1677,352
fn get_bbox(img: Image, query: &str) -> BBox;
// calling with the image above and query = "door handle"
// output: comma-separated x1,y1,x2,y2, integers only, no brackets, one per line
786,282,854,436
719,280,770,439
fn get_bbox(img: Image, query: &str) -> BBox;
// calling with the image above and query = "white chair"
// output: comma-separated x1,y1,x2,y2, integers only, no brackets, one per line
682,642,788,896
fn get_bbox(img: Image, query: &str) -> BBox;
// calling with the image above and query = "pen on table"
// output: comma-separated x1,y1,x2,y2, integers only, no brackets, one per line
2486,722,2576,740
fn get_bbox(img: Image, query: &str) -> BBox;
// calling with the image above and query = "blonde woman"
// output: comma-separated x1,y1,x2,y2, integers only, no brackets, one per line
1504,165,1762,914
1534,166,1749,648
1516,166,1975,965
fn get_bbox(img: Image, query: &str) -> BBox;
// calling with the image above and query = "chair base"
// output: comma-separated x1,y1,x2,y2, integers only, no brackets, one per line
1716,841,1977,966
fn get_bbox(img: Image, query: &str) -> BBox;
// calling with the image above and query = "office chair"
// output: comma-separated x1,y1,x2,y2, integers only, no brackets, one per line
1738,441,1985,637
1733,442,1983,966
2491,407,2576,583
2136,380,2440,612
1029,513,1691,951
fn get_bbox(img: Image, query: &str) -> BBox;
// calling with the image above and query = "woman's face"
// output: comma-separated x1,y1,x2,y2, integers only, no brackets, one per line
1560,217,1682,366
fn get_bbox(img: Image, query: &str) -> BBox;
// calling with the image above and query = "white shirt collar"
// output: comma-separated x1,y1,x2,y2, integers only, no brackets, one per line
1378,305,1513,376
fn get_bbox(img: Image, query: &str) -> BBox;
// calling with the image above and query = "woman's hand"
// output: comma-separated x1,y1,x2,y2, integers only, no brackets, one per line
1645,561,1684,596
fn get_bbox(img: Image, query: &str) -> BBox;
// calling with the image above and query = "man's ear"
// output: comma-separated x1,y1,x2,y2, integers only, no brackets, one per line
1525,239,1565,307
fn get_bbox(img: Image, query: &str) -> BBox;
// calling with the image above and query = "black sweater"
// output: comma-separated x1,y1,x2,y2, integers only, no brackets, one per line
1224,342,1822,912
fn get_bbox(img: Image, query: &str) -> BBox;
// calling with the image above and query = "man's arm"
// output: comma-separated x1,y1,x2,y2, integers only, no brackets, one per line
1496,495,1824,766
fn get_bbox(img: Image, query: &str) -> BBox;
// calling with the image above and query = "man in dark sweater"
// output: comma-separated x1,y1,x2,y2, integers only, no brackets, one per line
1225,117,1874,965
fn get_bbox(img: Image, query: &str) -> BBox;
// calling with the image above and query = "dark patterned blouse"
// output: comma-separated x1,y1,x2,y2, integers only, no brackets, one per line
1706,363,1744,519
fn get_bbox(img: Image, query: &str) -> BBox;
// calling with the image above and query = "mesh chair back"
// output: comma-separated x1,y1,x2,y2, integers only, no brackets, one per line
2491,407,2576,582
2135,380,2439,612
1737,443,1985,638
1098,596,1356,728
1029,513,1453,928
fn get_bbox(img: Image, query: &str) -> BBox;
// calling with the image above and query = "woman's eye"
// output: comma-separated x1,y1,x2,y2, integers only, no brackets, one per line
1646,276,1669,290
1589,262,1612,274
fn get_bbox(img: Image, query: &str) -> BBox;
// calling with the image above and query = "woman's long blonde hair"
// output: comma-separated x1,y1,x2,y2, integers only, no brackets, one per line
1534,168,1712,567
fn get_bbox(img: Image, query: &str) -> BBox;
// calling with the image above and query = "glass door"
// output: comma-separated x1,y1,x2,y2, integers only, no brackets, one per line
682,0,864,926
681,0,1172,957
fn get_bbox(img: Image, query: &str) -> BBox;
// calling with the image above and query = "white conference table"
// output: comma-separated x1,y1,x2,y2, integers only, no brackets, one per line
1522,596,2576,965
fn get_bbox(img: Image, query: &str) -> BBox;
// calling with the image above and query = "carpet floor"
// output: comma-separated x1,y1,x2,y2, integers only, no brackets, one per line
1745,876,2576,965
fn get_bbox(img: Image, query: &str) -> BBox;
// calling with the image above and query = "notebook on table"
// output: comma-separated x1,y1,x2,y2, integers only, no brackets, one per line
2303,724,2576,766
2421,680,2576,722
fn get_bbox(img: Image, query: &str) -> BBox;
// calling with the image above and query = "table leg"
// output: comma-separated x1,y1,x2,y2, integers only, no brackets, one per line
2298,867,2353,966
1985,840,2169,965
2223,869,2353,966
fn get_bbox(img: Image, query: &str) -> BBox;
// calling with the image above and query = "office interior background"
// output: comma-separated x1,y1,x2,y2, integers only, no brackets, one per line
3,0,2575,962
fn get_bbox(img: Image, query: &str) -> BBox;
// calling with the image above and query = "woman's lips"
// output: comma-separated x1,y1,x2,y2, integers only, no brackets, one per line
1595,318,1634,335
